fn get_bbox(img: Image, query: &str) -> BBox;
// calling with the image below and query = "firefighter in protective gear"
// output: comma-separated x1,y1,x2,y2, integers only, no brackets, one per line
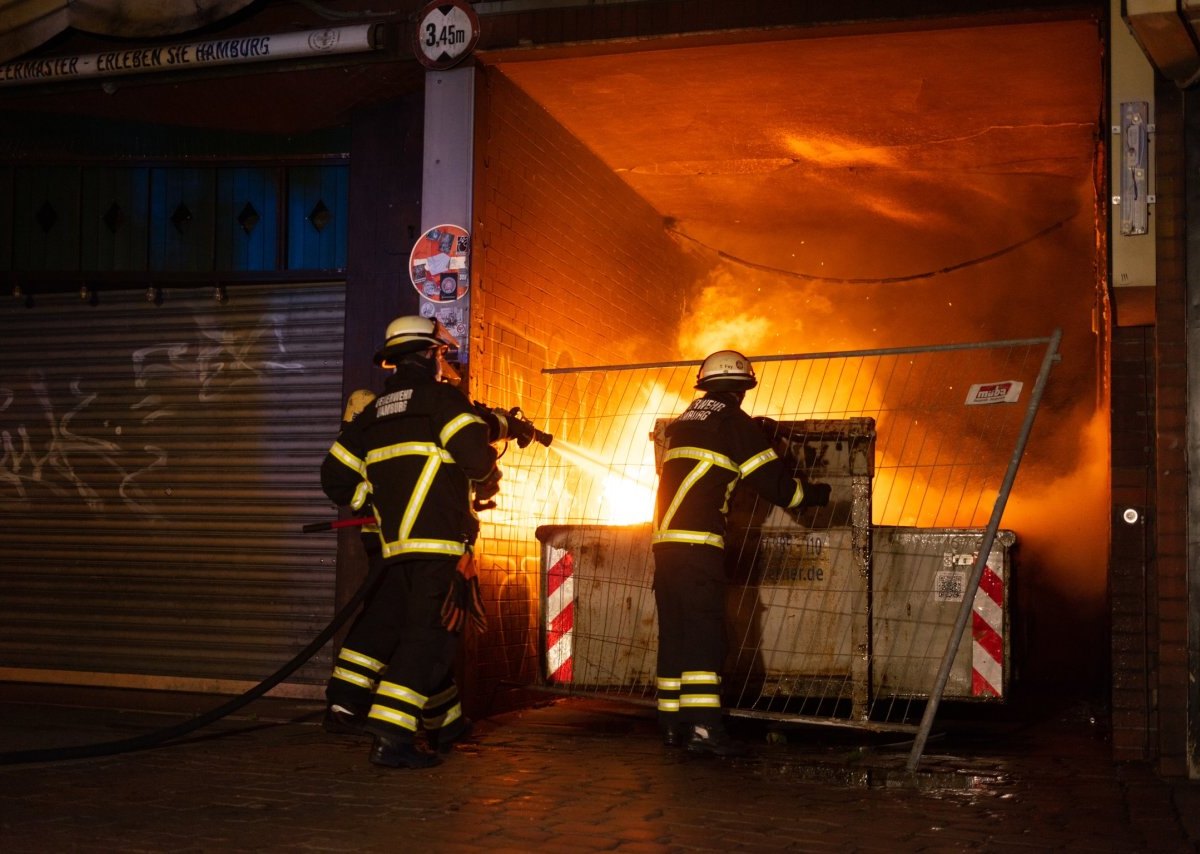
652,349,828,757
320,315,500,769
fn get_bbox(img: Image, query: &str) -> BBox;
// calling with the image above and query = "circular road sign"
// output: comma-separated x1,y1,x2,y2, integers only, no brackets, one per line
413,1,480,70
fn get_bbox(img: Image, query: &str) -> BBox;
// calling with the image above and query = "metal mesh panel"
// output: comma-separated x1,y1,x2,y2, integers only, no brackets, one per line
476,335,1058,733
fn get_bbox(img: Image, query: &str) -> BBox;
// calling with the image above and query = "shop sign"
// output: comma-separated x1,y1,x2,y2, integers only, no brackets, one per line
0,23,379,87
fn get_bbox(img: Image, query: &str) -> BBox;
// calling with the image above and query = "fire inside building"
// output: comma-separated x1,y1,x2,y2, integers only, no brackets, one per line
0,1,1194,778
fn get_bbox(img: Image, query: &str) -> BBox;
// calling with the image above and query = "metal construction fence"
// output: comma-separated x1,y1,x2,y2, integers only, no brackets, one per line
476,331,1061,768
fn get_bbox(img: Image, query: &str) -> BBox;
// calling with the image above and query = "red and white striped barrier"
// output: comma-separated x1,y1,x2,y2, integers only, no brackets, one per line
545,546,575,683
970,552,1005,697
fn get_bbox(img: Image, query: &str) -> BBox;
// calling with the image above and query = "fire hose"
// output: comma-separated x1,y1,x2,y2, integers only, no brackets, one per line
0,402,551,765
0,539,383,766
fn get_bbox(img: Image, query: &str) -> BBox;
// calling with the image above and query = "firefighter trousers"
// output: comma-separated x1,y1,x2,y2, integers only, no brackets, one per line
326,556,464,744
652,544,727,729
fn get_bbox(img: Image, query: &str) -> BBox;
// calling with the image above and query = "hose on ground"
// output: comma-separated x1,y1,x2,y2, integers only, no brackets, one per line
0,564,382,766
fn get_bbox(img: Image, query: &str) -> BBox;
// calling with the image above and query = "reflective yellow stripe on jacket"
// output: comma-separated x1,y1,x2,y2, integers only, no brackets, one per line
440,412,484,446
651,446,740,549
366,442,468,558
329,440,365,474
328,441,374,511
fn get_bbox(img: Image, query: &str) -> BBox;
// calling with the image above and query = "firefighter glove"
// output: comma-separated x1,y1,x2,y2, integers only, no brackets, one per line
751,416,779,439
472,402,504,443
472,467,502,512
441,551,488,633
802,480,833,507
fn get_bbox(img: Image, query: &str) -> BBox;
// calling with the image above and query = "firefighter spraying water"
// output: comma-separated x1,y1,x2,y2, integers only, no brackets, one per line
316,317,491,768
314,315,561,770
5,315,556,769
302,401,552,529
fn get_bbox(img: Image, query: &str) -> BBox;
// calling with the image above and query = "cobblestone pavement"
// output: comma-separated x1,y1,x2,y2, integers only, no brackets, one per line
0,688,1197,853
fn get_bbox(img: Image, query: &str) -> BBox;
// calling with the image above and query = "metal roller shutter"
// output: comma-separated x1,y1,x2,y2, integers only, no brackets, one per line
0,282,344,694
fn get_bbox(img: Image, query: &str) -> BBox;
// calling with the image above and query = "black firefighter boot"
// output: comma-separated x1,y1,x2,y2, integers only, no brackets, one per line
686,722,748,758
661,720,691,748
430,716,474,754
369,733,442,769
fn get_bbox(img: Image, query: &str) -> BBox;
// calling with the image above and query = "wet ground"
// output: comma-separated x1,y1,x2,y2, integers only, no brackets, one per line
1,685,1198,852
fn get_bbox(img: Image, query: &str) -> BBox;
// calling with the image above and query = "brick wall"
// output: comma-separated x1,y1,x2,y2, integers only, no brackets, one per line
462,66,707,716
1109,326,1155,761
1110,75,1190,775
1150,78,1190,778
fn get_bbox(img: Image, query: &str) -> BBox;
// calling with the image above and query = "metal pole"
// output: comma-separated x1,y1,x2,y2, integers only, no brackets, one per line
906,328,1062,772
541,336,1057,375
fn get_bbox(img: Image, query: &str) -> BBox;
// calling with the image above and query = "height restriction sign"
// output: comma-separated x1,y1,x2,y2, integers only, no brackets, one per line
413,1,480,70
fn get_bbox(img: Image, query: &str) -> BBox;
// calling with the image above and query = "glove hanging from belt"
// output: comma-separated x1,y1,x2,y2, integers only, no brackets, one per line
441,550,488,633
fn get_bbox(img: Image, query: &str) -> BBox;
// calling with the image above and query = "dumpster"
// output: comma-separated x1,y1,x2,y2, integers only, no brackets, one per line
535,523,656,689
725,527,866,703
535,419,875,702
722,418,875,714
533,417,1015,717
872,526,1015,700
533,523,1016,705
733,524,1016,704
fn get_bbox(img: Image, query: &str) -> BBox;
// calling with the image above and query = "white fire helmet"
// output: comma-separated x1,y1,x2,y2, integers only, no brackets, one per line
373,315,459,366
695,349,757,392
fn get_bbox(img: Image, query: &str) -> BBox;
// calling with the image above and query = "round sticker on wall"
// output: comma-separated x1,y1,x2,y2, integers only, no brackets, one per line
410,224,470,302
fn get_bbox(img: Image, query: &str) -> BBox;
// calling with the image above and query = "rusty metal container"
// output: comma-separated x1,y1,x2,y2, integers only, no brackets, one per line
534,523,657,689
533,418,1015,718
722,418,875,715
725,527,864,695
535,419,877,711
871,526,1016,700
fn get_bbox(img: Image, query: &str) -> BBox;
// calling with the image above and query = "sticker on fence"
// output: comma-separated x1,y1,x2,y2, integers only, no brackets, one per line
965,380,1023,405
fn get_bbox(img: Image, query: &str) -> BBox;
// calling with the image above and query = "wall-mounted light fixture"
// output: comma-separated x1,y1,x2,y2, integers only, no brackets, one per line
146,285,162,305
11,283,22,299
79,284,92,302
214,285,228,303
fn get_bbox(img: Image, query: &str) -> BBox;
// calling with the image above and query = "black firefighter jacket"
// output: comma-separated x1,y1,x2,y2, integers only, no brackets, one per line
321,368,499,562
652,393,804,552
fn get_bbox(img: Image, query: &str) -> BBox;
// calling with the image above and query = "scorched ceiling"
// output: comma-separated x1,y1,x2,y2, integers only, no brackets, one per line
490,18,1102,293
